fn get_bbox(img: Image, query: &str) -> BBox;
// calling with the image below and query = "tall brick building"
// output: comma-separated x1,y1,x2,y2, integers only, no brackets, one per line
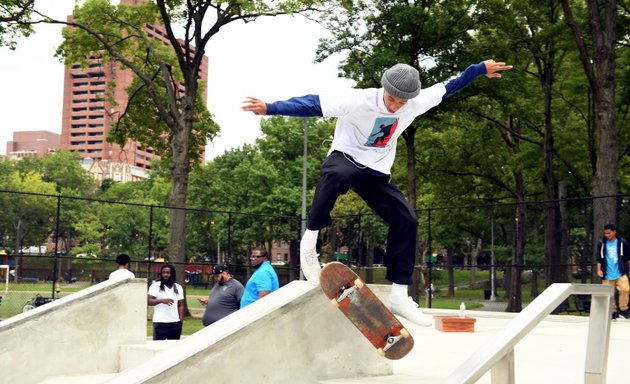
60,0,208,177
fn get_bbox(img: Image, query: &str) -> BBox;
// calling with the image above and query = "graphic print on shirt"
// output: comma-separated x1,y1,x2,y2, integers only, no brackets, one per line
365,117,398,147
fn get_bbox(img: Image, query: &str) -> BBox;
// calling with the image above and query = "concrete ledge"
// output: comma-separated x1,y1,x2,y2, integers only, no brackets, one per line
0,278,147,384
105,281,393,384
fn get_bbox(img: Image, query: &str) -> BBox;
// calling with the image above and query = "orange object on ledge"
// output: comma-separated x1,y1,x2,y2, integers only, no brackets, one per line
434,316,476,332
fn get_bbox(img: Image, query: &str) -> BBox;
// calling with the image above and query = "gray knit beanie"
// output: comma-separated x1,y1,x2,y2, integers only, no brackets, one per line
381,63,421,100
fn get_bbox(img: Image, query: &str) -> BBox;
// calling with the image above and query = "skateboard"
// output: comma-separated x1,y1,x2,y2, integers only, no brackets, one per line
319,262,414,360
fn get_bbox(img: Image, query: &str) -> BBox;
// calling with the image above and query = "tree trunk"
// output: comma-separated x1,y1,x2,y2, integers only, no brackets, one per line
403,127,423,302
366,237,374,284
469,236,481,288
168,97,194,317
507,173,527,312
540,53,564,287
559,180,570,283
447,246,455,297
561,0,618,270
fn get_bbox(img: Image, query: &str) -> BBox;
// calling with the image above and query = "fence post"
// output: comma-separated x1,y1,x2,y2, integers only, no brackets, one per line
227,212,232,263
51,194,62,298
427,208,433,308
147,205,154,278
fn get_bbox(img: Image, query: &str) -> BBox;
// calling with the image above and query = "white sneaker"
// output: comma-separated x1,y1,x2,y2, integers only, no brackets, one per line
300,247,321,286
388,296,433,327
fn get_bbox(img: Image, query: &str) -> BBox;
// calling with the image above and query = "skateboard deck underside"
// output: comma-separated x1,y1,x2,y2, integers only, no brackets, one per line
320,262,414,360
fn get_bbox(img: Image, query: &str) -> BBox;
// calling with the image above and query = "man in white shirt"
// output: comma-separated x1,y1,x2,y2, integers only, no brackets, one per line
148,264,185,340
108,253,135,281
242,60,511,326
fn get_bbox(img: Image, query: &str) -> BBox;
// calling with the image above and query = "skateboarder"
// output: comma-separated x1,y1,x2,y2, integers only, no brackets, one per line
242,59,512,326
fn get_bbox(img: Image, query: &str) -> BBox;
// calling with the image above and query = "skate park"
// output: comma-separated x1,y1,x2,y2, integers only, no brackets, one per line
0,277,627,384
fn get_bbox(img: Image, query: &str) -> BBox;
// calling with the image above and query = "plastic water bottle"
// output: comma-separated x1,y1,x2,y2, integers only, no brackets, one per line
459,302,466,318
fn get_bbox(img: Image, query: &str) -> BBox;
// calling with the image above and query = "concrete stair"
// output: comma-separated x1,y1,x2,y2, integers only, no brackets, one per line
38,373,118,384
119,340,179,371
37,340,178,384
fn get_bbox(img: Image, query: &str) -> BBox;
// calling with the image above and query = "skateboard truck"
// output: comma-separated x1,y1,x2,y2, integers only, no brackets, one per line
383,333,404,352
336,284,358,303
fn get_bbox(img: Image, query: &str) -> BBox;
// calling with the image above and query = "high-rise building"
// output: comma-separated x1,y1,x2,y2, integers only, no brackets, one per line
60,1,208,177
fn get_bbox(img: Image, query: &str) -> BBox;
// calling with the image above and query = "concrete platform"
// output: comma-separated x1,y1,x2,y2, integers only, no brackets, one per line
320,307,630,383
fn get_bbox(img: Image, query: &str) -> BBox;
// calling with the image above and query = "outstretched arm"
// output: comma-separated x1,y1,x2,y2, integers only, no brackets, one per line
442,59,512,99
242,95,323,117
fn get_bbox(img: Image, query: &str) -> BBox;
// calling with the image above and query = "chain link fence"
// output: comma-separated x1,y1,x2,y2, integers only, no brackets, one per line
1,189,629,318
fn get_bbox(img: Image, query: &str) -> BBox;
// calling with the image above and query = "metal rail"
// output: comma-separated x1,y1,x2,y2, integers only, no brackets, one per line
443,283,614,384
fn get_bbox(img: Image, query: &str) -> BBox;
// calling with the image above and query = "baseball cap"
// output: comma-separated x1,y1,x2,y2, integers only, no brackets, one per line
213,264,228,275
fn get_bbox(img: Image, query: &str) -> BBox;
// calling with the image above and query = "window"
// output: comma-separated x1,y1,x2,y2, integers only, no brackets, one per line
72,107,88,112
91,81,106,86
91,90,105,95
88,123,104,128
88,141,103,145
90,106,105,111
73,99,88,104
73,82,88,87
71,133,86,137
73,90,88,95
70,141,85,145
89,115,104,120
71,116,87,120
71,124,86,129
88,132,102,136
87,149,102,154
71,73,88,79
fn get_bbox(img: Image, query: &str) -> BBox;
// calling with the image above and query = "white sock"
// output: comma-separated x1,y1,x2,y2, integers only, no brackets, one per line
389,283,408,304
300,229,319,251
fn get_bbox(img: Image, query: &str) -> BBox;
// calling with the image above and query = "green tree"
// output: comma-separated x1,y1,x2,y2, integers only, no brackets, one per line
51,0,332,293
0,171,57,281
0,0,35,48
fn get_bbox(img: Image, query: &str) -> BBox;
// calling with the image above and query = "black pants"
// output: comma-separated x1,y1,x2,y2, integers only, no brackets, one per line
308,151,418,285
153,321,182,340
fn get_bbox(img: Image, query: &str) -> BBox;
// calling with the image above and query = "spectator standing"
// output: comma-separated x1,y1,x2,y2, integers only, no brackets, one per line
108,253,135,281
148,264,185,340
597,223,630,319
200,264,244,326
240,249,279,308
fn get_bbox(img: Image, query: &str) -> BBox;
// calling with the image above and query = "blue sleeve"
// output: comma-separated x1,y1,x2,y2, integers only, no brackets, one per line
442,62,487,99
266,94,323,117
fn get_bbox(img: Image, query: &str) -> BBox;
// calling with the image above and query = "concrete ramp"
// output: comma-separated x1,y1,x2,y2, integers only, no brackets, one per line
0,278,147,384
106,281,392,384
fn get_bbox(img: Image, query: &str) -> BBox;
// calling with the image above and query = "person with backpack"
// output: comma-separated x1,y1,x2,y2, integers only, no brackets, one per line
597,223,630,319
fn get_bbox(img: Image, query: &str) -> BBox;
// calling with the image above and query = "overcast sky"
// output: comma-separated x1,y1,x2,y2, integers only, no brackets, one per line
0,0,354,161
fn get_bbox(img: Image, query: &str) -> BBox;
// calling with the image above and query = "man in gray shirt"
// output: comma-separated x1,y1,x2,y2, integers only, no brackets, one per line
199,264,245,326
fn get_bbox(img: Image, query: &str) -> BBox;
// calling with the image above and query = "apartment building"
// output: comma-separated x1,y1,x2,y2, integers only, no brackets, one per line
60,0,208,177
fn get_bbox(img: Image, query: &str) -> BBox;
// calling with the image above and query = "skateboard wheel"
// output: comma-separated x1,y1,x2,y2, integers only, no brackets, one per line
400,328,410,339
376,348,385,357
354,278,364,289
330,298,340,308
